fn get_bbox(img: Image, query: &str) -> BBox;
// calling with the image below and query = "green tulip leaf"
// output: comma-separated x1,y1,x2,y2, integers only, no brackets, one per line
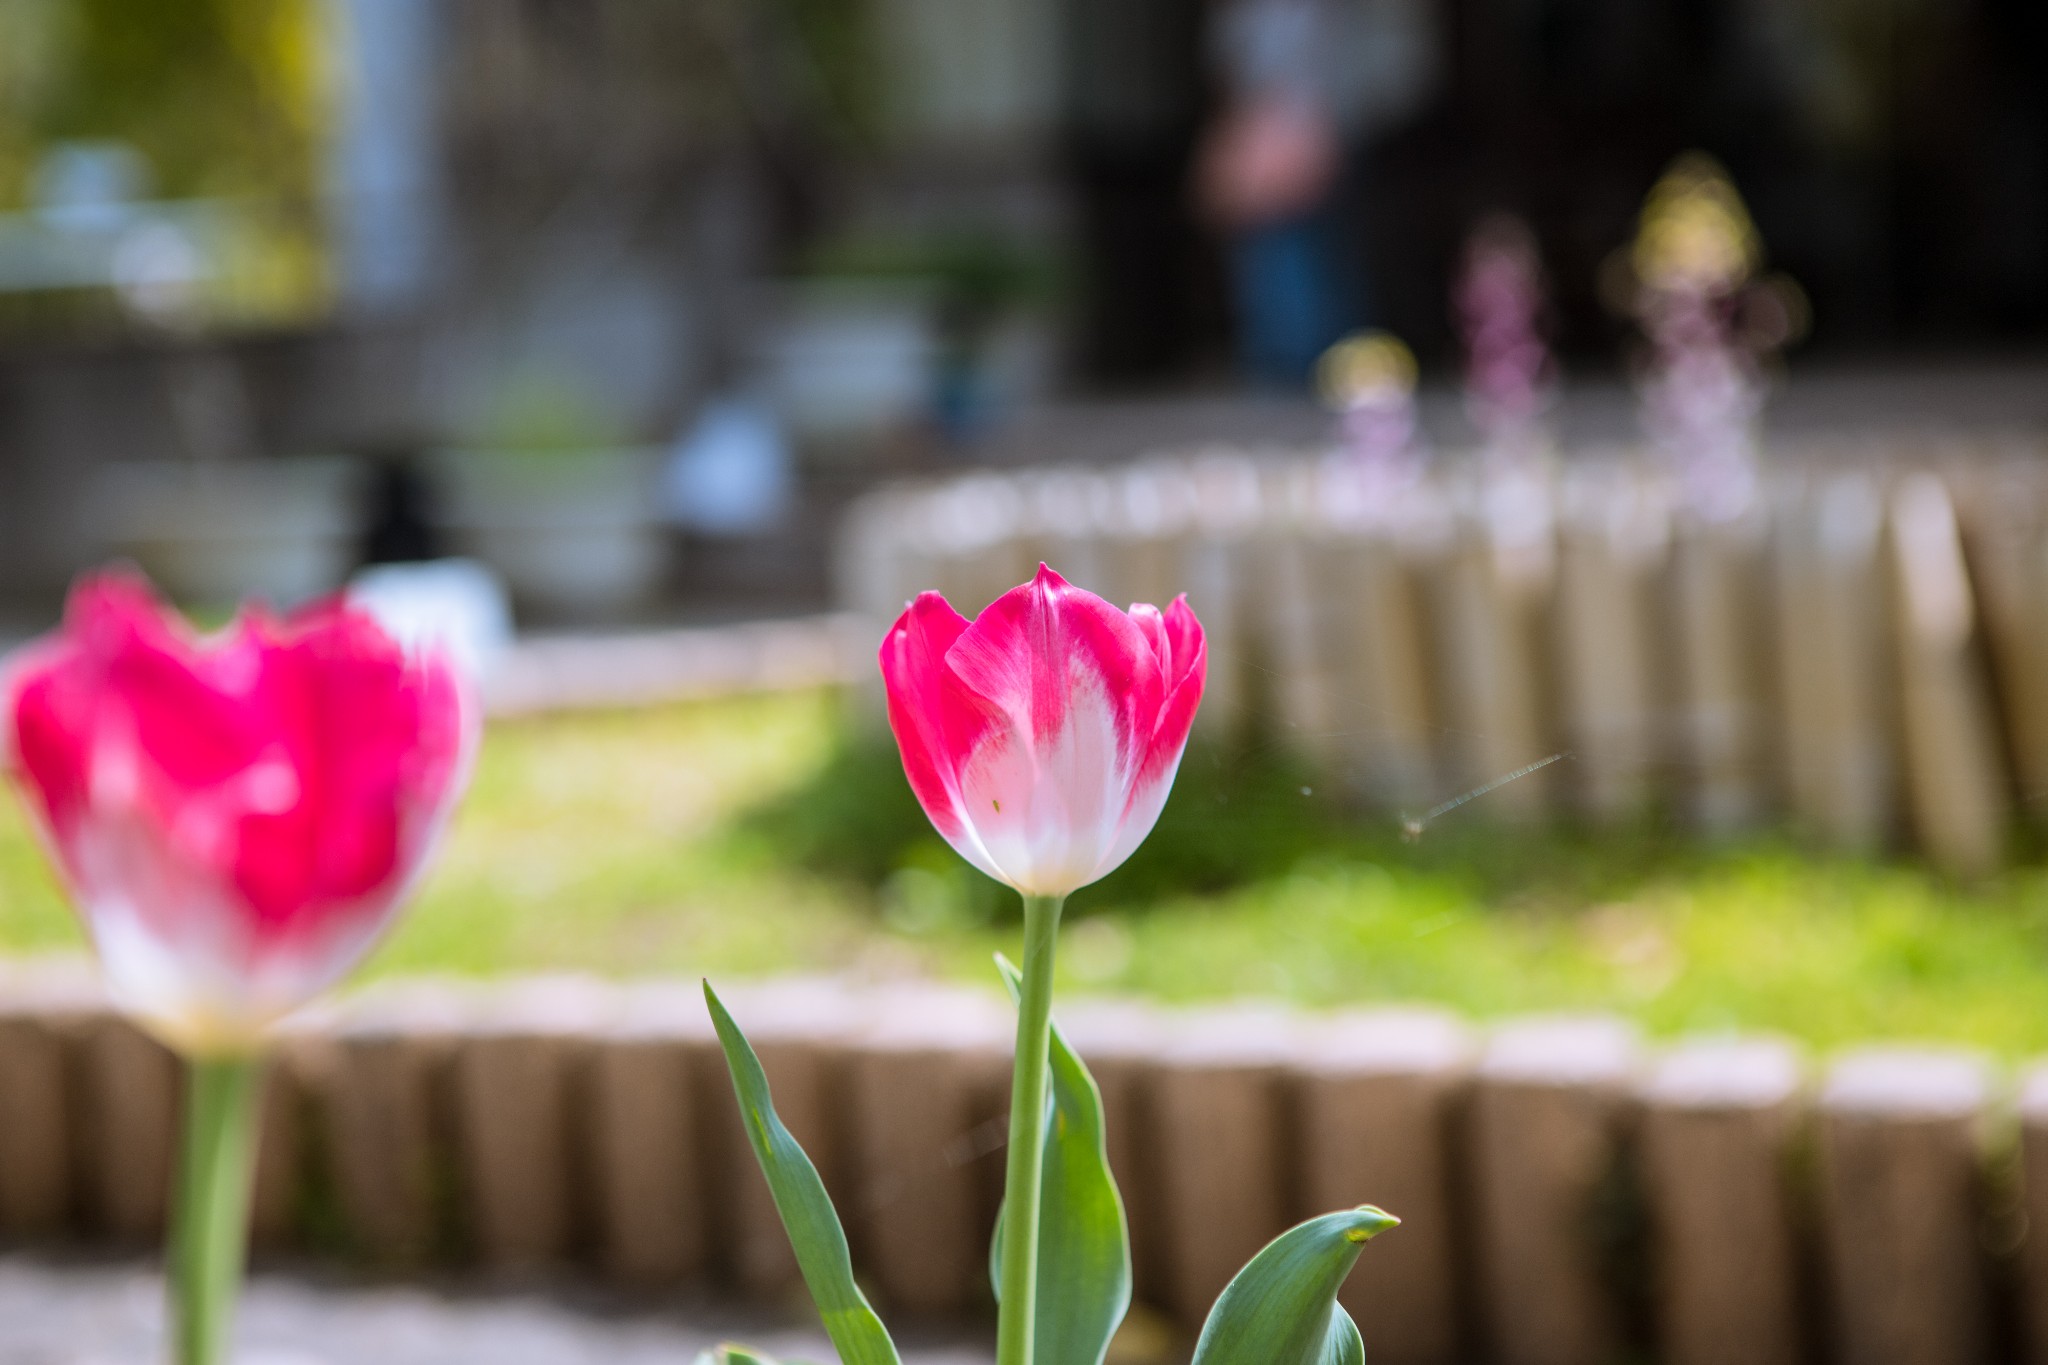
1190,1207,1400,1365
704,982,901,1365
989,953,1133,1365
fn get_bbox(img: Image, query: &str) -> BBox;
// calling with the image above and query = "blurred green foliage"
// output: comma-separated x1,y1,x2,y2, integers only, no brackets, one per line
464,369,634,453
0,0,330,330
777,0,882,150
0,0,326,207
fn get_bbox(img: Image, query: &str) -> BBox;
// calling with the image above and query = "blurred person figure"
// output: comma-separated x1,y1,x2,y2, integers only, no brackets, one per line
1198,0,1438,386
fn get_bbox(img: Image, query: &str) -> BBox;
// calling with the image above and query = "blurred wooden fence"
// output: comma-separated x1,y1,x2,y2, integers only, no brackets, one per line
838,439,2048,873
5,959,2046,1365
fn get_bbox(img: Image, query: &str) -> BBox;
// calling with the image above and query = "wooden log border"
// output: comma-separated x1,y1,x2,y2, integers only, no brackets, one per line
3,959,2044,1365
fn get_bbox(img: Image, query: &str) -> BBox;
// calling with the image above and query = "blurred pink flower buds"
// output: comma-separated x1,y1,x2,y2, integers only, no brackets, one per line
1457,214,1555,461
3,571,475,1054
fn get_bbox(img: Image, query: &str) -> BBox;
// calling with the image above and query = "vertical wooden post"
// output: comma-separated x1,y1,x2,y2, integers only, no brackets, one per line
1433,469,1558,820
0,960,102,1238
1470,1015,1641,1365
1099,463,1197,612
80,1011,181,1242
1950,452,2048,828
1181,453,1266,740
1025,470,1111,601
923,475,1032,617
249,1016,332,1249
588,982,717,1285
1295,1007,1473,1365
1887,473,2011,875
1268,482,1340,765
2014,1060,2048,1365
1357,507,1454,810
1300,468,1452,810
1261,461,1326,763
323,982,468,1263
1554,465,1672,820
1772,471,1899,850
845,984,1011,1316
1640,1036,1805,1365
450,977,616,1268
1669,505,1774,831
1819,1047,1991,1365
1057,998,1171,1309
1151,1006,1299,1325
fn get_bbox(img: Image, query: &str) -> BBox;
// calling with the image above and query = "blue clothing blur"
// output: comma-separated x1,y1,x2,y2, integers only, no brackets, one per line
1231,192,1367,386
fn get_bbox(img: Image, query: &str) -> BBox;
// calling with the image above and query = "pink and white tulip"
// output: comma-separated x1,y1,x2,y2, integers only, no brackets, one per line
881,564,1205,897
3,571,475,1054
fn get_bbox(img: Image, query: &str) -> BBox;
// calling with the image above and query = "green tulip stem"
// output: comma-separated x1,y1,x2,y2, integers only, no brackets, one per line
996,892,1065,1365
171,1053,265,1365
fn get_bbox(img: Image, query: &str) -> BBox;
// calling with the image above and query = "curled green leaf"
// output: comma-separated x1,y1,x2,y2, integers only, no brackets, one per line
1190,1207,1400,1365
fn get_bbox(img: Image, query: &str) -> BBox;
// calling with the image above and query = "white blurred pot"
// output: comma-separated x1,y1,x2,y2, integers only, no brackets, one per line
97,457,364,608
431,447,667,620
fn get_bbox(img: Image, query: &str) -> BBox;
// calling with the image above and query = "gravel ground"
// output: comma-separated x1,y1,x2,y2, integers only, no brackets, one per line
0,1256,991,1365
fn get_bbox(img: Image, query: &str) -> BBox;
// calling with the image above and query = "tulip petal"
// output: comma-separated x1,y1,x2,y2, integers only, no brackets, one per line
954,676,1120,894
1086,596,1205,883
945,567,1166,894
1128,603,1171,676
880,592,1008,883
947,566,1162,770
1161,595,1207,692
1146,597,1208,781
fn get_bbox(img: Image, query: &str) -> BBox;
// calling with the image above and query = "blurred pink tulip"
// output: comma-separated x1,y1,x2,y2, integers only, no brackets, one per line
3,571,475,1053
881,564,1205,897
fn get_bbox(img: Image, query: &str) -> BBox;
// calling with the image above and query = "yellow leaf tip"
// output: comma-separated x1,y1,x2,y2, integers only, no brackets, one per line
1344,1205,1400,1242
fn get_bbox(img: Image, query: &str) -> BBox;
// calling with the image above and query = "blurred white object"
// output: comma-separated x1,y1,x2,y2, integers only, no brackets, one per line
664,396,794,534
110,221,203,322
347,559,513,684
97,458,365,609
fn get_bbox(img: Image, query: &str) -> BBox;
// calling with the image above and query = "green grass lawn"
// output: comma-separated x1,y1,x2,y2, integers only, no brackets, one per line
8,688,2048,1056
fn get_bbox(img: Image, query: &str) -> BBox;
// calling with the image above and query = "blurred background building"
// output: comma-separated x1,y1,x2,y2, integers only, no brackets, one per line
0,0,2045,617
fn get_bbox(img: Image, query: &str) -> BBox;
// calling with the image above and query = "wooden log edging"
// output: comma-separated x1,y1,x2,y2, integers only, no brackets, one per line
1820,1047,1996,1365
5,959,2046,1364
1640,1036,1806,1365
